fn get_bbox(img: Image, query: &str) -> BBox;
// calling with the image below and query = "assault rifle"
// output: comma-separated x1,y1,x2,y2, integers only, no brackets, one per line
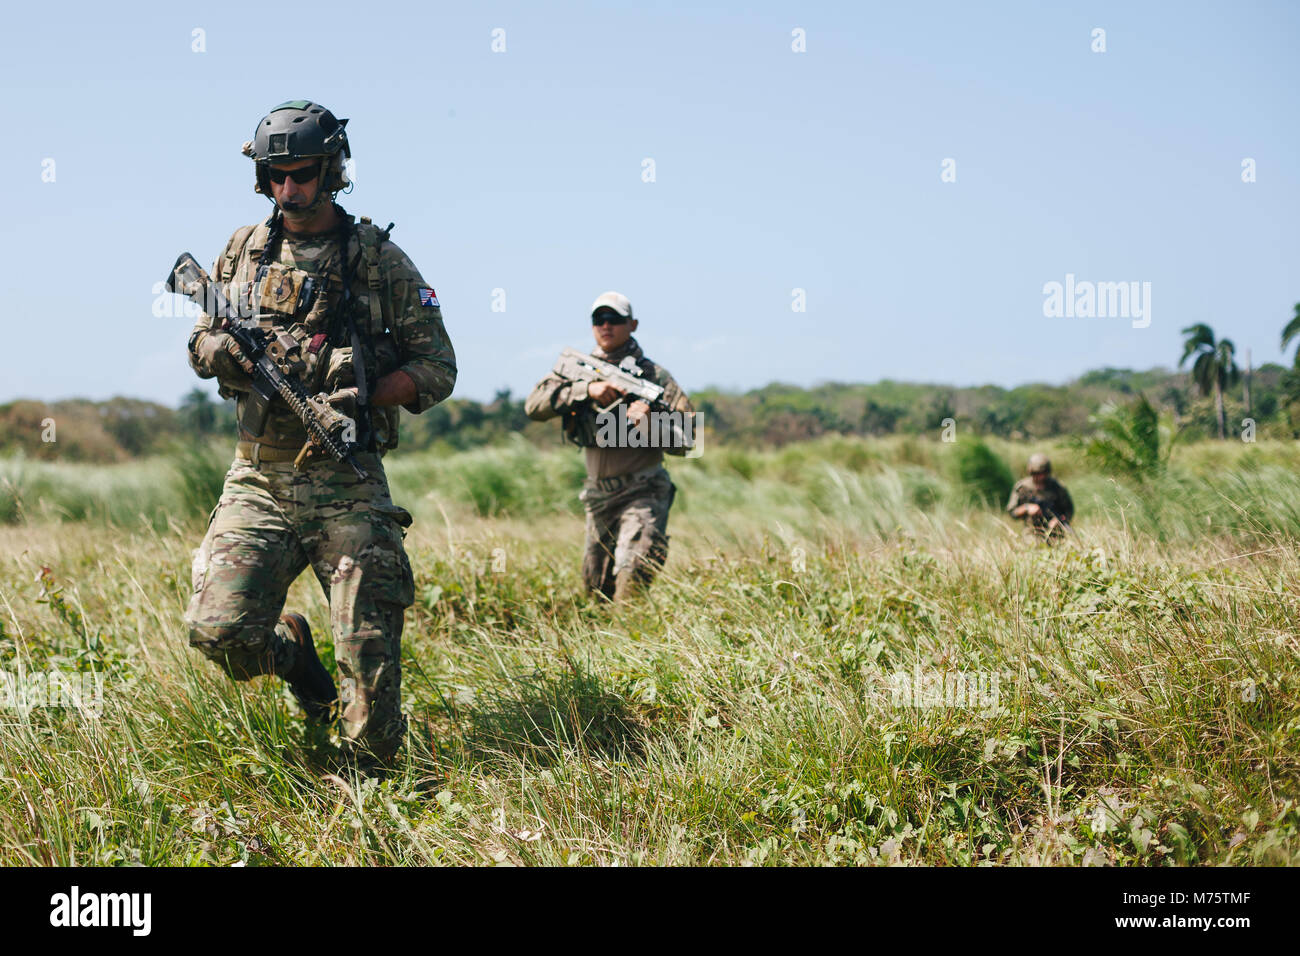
165,252,368,479
1021,498,1073,539
551,348,694,450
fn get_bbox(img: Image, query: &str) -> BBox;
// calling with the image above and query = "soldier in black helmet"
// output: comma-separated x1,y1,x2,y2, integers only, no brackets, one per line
183,101,457,773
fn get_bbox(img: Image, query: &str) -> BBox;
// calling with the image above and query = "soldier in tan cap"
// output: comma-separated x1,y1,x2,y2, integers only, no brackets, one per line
1007,453,1074,539
525,292,694,600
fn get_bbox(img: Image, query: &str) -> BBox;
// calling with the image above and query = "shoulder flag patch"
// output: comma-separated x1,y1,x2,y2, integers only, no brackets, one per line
418,287,440,308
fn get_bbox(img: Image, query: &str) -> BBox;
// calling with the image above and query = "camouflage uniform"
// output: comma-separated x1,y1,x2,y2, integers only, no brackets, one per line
1006,475,1074,539
185,210,455,760
524,336,692,600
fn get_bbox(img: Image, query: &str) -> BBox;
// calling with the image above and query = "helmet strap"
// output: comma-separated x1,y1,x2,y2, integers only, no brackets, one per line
298,158,335,214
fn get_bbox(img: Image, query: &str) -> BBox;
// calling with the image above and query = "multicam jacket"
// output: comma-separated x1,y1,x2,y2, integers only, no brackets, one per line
188,209,456,452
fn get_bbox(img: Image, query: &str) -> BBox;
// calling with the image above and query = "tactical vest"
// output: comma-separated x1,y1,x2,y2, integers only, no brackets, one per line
563,405,600,447
214,215,401,451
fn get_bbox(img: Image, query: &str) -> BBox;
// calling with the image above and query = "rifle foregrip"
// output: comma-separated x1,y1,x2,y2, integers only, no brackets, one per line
272,377,351,464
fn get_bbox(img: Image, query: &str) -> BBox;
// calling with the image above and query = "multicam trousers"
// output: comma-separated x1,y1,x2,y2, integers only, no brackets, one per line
578,466,676,601
184,450,415,761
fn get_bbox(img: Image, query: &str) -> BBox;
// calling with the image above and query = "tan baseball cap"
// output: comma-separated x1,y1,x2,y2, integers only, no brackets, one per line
591,291,633,319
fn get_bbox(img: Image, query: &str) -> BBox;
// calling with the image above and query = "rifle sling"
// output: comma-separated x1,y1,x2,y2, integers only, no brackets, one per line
336,214,374,452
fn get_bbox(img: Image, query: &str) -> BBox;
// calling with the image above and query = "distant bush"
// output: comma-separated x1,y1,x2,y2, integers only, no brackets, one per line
169,441,230,520
387,435,586,518
1078,394,1174,482
0,400,126,463
0,455,181,527
951,439,1015,508
720,448,756,481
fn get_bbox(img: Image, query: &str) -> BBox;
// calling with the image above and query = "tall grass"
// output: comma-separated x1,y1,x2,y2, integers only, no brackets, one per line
168,441,229,520
1,435,1297,866
9,435,1300,548
0,442,229,530
386,434,587,518
8,435,1300,549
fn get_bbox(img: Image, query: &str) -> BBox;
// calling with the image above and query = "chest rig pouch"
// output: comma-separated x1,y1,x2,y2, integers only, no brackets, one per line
246,260,339,395
563,404,601,447
222,215,403,453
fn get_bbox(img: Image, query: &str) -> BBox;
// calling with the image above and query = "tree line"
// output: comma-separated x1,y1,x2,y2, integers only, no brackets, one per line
5,301,1300,462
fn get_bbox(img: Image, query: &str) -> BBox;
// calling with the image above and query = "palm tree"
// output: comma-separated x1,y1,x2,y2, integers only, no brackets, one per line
1179,324,1239,440
1280,304,1300,423
1280,303,1300,365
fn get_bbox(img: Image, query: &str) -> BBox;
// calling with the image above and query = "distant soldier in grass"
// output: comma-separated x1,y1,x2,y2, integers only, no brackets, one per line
525,292,694,601
1007,453,1073,540
182,101,456,772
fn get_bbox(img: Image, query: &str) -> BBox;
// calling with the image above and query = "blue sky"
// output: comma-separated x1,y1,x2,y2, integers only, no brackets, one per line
2,0,1296,404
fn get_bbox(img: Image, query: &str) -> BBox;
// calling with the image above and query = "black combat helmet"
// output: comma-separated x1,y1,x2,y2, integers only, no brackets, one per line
242,100,351,202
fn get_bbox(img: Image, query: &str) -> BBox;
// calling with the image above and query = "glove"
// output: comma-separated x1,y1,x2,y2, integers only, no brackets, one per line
320,387,360,419
195,330,250,384
308,387,363,451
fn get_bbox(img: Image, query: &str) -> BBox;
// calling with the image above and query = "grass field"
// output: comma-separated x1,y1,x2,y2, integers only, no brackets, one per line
1,435,1297,865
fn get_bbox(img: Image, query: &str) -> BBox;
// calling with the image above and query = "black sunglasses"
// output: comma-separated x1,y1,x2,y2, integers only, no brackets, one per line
592,311,629,327
267,164,320,185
